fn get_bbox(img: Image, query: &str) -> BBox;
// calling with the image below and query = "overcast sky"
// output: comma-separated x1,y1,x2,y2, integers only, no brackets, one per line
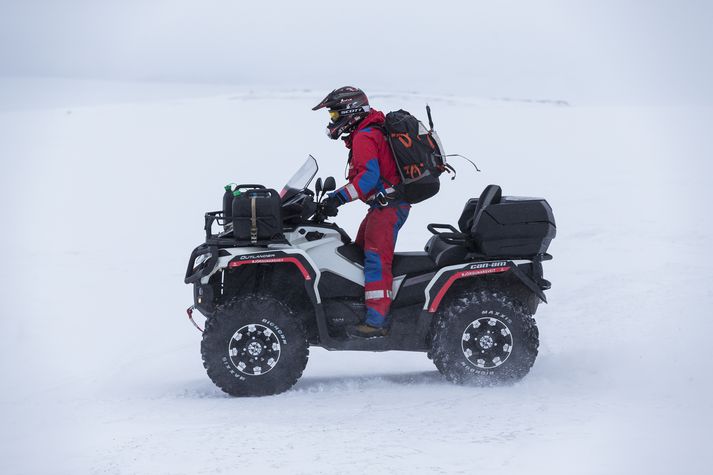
1,0,711,104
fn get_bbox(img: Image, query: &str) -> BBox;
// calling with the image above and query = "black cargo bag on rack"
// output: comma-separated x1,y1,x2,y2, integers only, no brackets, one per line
232,187,283,244
379,109,449,204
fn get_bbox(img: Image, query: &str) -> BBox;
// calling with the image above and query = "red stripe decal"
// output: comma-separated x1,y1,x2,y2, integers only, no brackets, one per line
228,257,312,280
428,266,510,312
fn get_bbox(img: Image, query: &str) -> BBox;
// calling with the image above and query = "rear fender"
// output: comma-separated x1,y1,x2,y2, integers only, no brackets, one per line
424,260,547,313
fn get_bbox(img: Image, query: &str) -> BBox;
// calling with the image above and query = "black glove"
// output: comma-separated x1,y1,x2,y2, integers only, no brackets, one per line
321,196,341,217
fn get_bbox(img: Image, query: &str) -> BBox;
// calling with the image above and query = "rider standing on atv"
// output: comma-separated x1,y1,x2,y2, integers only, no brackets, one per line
313,87,410,338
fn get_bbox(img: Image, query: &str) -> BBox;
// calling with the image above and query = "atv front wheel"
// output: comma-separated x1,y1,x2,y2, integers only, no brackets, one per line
431,290,539,385
201,295,309,396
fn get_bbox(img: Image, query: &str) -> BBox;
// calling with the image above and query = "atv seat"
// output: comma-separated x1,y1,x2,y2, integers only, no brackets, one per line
424,235,469,267
337,243,437,277
424,185,503,265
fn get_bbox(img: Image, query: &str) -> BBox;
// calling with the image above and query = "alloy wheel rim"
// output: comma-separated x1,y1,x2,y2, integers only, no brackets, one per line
461,317,513,369
228,324,282,376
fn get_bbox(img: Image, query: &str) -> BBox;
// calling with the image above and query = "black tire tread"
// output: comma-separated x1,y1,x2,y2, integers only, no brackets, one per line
431,289,539,384
201,294,309,397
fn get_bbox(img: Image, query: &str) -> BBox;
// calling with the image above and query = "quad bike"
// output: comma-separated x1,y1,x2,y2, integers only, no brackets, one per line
185,156,556,396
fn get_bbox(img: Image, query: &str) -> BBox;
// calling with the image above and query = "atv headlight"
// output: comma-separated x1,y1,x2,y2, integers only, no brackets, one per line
193,252,210,269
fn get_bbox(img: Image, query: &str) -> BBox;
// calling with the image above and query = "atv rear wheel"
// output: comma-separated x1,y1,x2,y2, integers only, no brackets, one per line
201,295,309,396
431,290,539,385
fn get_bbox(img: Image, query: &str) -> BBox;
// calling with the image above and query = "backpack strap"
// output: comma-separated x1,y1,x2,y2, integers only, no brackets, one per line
348,124,402,206
364,124,397,191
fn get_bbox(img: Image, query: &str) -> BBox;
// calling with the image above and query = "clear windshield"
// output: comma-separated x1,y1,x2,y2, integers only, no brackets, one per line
280,155,318,198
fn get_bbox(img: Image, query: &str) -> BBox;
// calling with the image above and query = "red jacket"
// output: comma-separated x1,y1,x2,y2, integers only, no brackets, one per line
333,109,401,205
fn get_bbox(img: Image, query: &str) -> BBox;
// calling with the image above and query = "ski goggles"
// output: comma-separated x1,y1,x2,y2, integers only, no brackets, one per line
328,105,370,122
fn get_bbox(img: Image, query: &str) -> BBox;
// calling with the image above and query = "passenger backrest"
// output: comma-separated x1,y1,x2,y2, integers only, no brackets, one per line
470,185,502,234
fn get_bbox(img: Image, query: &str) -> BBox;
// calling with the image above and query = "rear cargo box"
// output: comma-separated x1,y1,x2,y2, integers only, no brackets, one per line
460,197,556,258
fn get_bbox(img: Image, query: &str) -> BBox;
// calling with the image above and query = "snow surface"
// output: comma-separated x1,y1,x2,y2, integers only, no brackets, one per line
1,79,713,474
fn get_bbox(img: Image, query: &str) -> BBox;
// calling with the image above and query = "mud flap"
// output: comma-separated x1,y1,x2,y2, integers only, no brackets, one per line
508,265,548,303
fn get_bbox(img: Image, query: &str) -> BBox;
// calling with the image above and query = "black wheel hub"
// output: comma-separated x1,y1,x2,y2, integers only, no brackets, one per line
461,317,513,369
228,324,282,376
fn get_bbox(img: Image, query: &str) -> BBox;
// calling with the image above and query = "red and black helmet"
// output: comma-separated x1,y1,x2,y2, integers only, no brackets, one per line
312,86,370,140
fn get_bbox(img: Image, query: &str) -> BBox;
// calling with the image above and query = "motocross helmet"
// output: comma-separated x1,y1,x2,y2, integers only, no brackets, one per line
312,86,370,140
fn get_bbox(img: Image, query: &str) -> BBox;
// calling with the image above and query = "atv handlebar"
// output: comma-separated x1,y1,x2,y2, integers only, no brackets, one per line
313,201,338,224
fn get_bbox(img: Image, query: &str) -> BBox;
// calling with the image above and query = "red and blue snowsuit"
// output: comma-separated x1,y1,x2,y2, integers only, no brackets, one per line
331,109,410,327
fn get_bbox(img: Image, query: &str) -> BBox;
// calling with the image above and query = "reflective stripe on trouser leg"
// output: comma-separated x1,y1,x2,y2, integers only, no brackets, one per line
361,204,410,327
365,290,393,300
365,292,392,327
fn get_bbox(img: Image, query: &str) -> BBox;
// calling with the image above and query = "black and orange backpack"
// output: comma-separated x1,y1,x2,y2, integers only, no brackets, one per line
375,107,455,204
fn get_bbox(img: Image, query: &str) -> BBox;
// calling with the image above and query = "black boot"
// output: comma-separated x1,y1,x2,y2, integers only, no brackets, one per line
348,323,388,338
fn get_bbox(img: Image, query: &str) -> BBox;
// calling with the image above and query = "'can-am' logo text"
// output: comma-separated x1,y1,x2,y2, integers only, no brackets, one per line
469,261,507,270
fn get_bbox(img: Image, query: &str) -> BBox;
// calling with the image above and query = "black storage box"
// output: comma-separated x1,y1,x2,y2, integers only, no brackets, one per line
232,188,283,244
459,195,556,258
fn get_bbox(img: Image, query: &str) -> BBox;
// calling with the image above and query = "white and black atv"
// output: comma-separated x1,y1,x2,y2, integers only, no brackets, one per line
185,156,555,396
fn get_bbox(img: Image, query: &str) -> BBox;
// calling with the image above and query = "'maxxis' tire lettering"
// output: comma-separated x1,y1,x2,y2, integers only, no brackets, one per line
482,309,512,324
222,356,246,380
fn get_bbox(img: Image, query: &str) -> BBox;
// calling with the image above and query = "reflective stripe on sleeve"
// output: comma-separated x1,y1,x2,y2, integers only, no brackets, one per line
345,183,359,200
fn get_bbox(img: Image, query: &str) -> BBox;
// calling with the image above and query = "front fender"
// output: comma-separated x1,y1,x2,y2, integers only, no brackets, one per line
205,248,323,304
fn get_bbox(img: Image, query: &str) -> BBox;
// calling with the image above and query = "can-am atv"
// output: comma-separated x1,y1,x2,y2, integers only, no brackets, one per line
185,156,555,396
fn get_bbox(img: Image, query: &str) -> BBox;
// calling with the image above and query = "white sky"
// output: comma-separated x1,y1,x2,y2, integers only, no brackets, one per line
1,0,711,104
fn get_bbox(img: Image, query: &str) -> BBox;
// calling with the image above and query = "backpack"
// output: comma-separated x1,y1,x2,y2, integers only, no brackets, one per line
375,108,453,204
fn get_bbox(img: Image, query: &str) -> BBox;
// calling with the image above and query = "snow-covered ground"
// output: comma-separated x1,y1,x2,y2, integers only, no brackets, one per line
1,79,712,474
